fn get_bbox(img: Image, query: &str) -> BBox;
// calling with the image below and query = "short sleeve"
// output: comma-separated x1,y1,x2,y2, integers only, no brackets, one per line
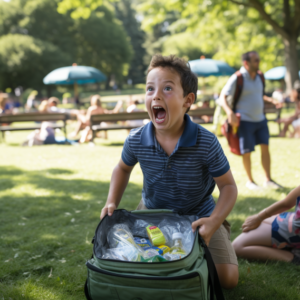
221,74,237,98
207,136,230,177
121,136,138,166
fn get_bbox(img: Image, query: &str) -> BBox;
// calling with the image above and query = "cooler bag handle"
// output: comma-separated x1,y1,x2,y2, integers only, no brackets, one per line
199,236,225,300
131,209,173,214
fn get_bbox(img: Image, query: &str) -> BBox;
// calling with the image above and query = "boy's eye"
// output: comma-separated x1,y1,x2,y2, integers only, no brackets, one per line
165,86,172,91
147,86,153,92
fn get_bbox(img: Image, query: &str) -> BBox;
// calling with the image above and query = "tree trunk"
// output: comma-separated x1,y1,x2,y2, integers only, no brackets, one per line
283,36,299,93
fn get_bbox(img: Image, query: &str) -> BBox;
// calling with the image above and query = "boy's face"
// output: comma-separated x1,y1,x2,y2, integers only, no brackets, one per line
146,67,193,133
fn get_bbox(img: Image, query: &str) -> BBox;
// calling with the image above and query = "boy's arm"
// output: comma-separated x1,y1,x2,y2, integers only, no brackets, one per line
191,169,237,246
100,158,134,219
242,185,300,232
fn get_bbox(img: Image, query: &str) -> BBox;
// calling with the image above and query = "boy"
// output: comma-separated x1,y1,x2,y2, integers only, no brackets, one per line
100,55,238,289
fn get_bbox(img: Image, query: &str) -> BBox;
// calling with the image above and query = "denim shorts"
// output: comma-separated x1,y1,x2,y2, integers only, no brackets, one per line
238,118,269,154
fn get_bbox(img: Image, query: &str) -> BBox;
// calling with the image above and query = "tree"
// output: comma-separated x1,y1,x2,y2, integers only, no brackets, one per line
0,0,133,89
0,34,71,90
231,0,300,91
114,0,147,84
137,0,300,91
72,5,133,85
161,32,211,61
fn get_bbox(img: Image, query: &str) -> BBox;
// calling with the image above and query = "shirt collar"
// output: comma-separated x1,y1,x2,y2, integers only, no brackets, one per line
240,66,249,77
140,114,198,147
240,66,260,81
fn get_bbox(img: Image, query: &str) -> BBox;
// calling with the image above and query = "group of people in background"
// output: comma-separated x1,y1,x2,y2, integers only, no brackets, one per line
20,94,143,145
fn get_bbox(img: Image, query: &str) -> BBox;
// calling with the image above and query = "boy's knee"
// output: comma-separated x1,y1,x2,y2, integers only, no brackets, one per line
216,264,239,289
221,270,239,289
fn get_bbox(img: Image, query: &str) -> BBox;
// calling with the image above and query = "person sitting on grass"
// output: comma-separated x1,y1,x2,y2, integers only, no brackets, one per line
100,54,239,289
22,100,78,146
232,185,300,265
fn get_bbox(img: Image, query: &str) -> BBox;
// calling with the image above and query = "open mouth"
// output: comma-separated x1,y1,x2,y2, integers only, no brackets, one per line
152,106,166,123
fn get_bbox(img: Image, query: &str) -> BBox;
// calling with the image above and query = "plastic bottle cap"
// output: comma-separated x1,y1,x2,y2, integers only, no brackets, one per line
172,232,183,240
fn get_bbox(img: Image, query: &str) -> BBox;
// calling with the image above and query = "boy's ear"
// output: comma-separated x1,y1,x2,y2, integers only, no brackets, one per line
183,93,195,108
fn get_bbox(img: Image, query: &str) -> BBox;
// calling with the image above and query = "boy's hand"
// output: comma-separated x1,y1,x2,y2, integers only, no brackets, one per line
192,217,220,246
100,203,117,219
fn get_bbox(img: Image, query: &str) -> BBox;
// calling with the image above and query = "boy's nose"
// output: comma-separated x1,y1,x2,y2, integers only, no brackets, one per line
152,90,162,100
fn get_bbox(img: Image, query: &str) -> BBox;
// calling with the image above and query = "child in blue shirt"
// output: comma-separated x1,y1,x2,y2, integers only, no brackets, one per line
101,55,238,289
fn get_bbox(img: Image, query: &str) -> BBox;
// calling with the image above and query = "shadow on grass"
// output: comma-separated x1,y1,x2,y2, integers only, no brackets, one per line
97,142,125,147
46,168,75,175
6,142,21,147
0,165,143,299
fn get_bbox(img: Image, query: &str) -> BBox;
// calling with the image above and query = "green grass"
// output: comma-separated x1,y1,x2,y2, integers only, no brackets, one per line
1,121,300,300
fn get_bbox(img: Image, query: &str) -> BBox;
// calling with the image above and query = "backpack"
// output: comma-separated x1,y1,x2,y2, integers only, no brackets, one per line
84,209,225,300
231,69,265,111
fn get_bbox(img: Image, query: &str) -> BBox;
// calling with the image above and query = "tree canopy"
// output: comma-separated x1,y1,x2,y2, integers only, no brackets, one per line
137,0,300,90
0,0,134,90
0,34,71,90
114,0,147,84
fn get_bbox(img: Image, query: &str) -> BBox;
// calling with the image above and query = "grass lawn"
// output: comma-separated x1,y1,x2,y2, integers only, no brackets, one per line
1,120,300,300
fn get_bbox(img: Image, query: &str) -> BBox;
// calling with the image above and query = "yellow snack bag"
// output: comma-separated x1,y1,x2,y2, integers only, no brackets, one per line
158,245,170,255
146,225,166,246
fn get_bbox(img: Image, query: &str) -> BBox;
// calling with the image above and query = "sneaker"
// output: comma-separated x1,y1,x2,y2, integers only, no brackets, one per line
246,181,262,190
263,180,284,190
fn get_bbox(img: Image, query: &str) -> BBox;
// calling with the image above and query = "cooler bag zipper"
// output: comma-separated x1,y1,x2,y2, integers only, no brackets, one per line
86,261,199,281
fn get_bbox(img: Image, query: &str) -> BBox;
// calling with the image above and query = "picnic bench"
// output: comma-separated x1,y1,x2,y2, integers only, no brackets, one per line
90,107,216,141
0,112,68,142
264,101,281,131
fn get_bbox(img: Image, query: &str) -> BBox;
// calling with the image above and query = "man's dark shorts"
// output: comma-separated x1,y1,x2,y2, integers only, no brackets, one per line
238,118,269,154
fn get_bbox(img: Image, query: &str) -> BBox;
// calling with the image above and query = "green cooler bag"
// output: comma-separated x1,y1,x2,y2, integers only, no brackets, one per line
85,209,225,300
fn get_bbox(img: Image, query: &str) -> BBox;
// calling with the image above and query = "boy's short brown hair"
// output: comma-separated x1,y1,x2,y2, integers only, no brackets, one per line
147,54,198,112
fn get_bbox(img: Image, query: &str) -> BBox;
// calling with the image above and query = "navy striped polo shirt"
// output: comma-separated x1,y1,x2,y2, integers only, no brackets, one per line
122,114,230,217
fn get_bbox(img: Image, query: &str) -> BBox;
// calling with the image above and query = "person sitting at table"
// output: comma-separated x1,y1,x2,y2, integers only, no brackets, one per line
0,93,12,114
126,96,145,126
70,94,123,142
277,81,300,137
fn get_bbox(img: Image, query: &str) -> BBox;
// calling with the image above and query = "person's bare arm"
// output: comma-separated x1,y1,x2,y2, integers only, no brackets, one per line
191,170,237,246
100,158,135,219
220,94,239,127
242,185,300,232
263,95,282,108
104,100,124,114
85,106,94,120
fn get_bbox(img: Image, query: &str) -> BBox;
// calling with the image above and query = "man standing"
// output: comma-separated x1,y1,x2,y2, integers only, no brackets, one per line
221,51,282,190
